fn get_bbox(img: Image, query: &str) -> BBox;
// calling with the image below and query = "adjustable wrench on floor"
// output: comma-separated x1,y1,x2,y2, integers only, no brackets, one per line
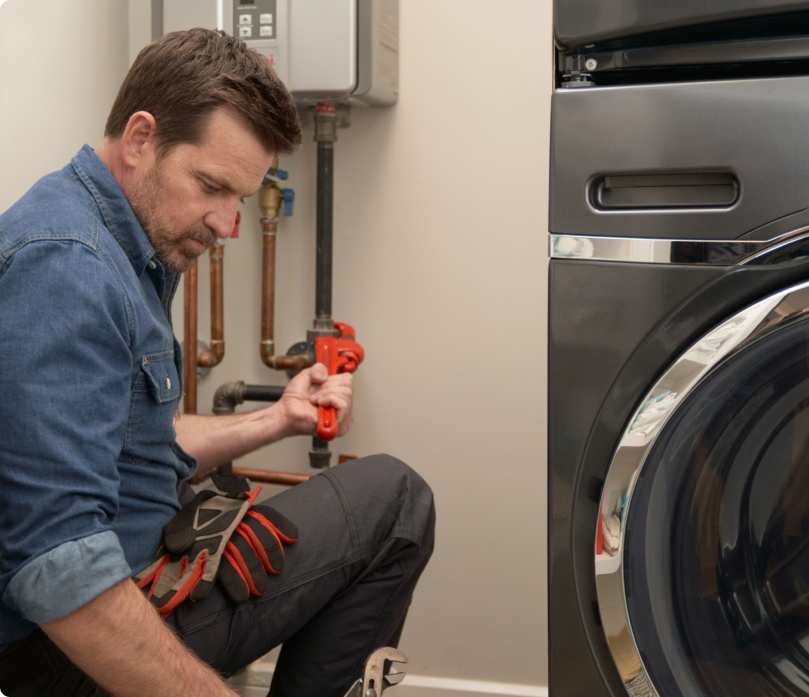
314,322,365,441
343,647,408,697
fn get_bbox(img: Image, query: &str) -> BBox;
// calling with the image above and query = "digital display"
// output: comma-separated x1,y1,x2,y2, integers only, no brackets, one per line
239,1,255,5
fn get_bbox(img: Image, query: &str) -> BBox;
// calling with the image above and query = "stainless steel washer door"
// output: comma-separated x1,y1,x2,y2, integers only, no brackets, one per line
598,280,809,696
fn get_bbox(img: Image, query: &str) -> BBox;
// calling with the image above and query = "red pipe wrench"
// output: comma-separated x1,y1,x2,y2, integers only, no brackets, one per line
314,322,365,441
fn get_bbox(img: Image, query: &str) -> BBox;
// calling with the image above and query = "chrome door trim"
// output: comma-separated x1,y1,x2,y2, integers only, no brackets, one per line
596,279,809,696
550,227,809,265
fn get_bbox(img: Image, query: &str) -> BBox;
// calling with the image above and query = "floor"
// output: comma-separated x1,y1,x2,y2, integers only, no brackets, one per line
226,655,550,697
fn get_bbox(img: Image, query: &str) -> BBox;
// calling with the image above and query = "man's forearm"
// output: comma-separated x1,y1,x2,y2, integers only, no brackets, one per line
40,578,237,697
174,404,295,475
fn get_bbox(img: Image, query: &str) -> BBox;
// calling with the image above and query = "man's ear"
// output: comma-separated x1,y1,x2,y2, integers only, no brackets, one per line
121,111,159,168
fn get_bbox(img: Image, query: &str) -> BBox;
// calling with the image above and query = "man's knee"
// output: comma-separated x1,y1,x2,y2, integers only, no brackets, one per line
324,454,435,552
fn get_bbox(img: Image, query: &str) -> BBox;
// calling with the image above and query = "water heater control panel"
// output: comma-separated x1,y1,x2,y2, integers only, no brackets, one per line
234,2,277,41
157,0,398,107
230,0,286,83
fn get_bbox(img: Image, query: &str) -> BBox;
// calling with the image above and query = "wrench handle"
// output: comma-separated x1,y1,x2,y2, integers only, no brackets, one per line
313,331,364,442
317,405,338,441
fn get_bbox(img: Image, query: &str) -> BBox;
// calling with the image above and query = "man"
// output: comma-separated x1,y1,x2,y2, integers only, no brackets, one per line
0,29,434,697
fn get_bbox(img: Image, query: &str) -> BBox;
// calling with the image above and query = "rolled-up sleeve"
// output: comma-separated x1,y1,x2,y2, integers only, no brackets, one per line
4,532,131,622
0,238,133,623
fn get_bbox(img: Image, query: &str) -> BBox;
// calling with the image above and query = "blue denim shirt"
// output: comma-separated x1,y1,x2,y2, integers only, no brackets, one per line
0,145,197,650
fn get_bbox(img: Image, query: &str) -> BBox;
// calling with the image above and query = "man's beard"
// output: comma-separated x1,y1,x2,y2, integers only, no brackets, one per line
130,163,217,273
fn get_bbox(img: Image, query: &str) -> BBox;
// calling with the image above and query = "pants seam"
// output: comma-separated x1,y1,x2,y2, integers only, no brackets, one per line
321,469,359,554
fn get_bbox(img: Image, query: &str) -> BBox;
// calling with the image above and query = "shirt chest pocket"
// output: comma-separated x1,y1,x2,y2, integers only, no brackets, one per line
142,352,181,402
124,351,182,464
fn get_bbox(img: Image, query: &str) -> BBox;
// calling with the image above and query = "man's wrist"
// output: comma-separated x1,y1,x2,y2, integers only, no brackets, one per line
261,400,314,442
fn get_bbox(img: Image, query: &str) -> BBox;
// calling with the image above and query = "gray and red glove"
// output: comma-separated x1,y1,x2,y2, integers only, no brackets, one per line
218,503,299,603
135,473,297,617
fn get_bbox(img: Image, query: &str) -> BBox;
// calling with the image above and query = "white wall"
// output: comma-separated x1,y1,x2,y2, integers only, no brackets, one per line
0,0,129,206
174,2,554,688
2,0,552,692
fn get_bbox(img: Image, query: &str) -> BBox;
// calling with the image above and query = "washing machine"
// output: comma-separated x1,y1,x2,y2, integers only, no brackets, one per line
549,3,809,696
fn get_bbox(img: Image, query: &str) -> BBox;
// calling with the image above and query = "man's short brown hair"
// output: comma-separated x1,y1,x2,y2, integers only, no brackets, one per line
105,28,301,157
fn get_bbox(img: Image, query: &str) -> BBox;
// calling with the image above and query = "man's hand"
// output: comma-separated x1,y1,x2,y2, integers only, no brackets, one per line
279,363,354,439
174,363,354,475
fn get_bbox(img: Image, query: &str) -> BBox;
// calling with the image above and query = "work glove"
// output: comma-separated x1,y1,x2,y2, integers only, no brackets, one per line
135,472,258,618
218,503,298,603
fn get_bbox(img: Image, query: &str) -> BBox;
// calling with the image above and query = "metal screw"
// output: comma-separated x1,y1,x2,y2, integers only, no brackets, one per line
585,58,598,71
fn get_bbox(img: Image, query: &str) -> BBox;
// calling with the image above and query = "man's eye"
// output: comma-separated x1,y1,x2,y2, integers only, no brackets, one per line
203,182,219,194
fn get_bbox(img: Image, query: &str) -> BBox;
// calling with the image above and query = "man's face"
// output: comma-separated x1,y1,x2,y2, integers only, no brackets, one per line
130,106,274,273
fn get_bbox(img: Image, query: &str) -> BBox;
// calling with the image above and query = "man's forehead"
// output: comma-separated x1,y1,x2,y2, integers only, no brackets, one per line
182,106,273,182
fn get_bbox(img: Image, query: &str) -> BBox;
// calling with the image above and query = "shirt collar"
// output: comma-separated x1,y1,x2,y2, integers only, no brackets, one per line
70,144,157,278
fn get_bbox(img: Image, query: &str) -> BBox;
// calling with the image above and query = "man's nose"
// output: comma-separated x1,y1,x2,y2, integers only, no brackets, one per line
205,201,239,240
213,222,233,240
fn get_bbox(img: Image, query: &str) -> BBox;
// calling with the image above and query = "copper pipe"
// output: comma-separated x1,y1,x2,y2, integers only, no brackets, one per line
259,181,310,372
183,262,198,414
198,243,225,368
231,467,311,486
260,216,278,363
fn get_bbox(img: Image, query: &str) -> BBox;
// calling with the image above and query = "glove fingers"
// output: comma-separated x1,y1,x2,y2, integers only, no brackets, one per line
155,552,208,618
247,507,299,544
188,536,230,588
138,552,207,618
134,554,170,593
150,556,188,600
239,520,285,574
220,548,250,603
226,538,268,597
189,577,214,601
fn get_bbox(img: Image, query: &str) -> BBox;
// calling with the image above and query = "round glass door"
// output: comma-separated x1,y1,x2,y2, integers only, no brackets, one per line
597,281,809,697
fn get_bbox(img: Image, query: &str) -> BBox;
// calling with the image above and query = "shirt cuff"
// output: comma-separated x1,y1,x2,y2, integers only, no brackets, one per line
4,531,132,623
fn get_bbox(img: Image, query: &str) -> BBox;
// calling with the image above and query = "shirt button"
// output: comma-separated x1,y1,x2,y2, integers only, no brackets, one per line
147,260,157,269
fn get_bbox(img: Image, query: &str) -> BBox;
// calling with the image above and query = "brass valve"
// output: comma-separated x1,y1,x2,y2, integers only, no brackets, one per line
259,182,283,219
260,155,284,219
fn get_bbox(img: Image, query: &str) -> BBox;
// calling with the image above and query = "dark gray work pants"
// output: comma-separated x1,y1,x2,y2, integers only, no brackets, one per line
0,455,436,697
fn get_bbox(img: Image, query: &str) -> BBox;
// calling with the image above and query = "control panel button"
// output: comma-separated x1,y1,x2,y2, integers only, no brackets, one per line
260,13,273,24
239,26,253,37
239,14,252,25
260,26,273,37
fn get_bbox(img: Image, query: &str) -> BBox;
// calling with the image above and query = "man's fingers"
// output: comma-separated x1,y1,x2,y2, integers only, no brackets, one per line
309,372,353,400
309,363,329,384
284,363,329,396
309,371,353,437
311,391,351,410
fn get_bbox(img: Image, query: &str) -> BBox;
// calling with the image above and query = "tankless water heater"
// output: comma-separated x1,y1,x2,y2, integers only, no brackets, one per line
154,0,399,107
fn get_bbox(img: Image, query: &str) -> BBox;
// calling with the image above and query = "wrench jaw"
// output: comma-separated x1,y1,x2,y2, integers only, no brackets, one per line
363,647,408,697
343,647,408,697
384,669,407,688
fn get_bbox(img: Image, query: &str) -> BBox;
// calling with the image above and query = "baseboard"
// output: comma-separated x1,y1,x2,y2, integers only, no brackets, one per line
395,675,548,697
228,661,548,697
